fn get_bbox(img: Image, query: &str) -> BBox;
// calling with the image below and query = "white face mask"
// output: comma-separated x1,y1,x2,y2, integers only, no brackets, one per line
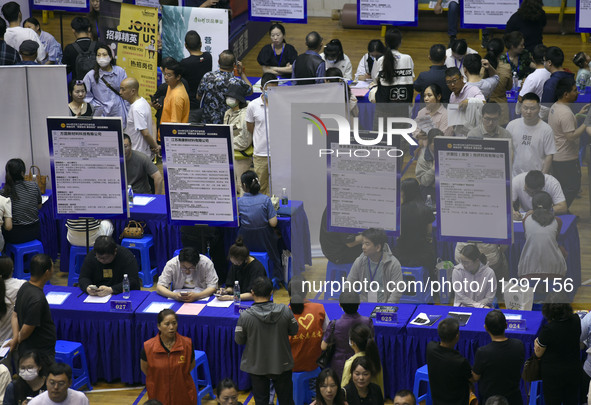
19,368,38,381
226,97,238,107
326,59,336,63
97,56,111,68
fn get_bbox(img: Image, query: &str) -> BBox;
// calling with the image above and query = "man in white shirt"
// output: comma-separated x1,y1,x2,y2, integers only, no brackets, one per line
506,92,556,177
511,170,567,220
443,38,478,79
1,2,46,63
29,363,89,405
246,73,277,196
119,77,158,158
517,45,550,109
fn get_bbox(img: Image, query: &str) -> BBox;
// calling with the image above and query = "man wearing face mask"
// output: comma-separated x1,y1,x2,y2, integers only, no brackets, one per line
223,84,251,196
451,244,497,308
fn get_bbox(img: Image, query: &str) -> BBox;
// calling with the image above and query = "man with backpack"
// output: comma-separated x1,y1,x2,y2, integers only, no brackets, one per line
63,17,97,80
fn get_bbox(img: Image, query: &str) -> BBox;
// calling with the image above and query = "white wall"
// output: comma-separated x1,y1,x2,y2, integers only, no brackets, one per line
308,0,349,17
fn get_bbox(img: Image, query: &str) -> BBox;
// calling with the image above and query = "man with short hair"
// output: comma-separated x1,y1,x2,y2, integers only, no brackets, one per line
235,276,299,405
10,254,56,360
0,17,20,65
426,317,472,404
507,92,556,177
123,134,164,194
161,60,190,126
393,390,416,405
292,31,325,85
541,46,574,105
446,66,485,135
512,170,567,219
446,66,485,105
179,30,212,115
28,363,89,405
78,235,141,296
17,39,39,65
463,53,499,99
119,77,158,157
467,102,512,140
63,16,95,79
413,44,451,103
197,50,252,124
1,2,45,63
518,45,550,102
472,310,525,405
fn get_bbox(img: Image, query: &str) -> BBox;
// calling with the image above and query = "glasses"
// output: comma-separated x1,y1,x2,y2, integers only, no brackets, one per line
47,380,68,388
445,78,460,85
482,116,500,122
19,367,37,373
181,265,195,271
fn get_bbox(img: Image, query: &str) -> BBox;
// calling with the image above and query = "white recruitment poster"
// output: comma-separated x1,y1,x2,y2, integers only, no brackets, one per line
577,0,591,32
161,6,228,71
358,0,416,26
160,123,238,226
435,137,512,244
462,0,520,28
248,0,306,23
47,117,127,219
30,0,86,12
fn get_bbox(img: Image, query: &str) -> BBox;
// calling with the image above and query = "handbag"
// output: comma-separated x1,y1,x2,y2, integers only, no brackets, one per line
120,220,145,239
521,354,541,382
317,320,336,369
234,145,254,161
24,165,48,194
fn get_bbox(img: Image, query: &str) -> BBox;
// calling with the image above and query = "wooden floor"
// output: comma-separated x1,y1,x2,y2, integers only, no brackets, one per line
35,13,591,404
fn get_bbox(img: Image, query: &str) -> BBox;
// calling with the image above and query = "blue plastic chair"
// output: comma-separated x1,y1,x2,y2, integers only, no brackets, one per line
191,350,215,405
5,240,44,280
68,245,92,286
292,368,321,405
324,261,352,299
529,380,544,405
121,235,158,288
54,340,92,391
250,251,280,288
400,266,431,304
412,364,432,405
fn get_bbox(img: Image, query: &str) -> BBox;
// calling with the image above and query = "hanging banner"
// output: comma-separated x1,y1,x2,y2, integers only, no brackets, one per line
576,0,591,32
100,0,159,101
161,6,228,71
248,0,306,24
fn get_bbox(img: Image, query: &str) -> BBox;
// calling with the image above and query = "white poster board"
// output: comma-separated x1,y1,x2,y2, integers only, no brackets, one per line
358,0,417,26
577,0,591,32
30,0,86,11
248,0,306,23
461,0,520,28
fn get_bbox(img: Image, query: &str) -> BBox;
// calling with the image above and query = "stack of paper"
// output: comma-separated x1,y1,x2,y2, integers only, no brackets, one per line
206,298,233,308
84,295,111,304
46,291,71,305
144,302,174,313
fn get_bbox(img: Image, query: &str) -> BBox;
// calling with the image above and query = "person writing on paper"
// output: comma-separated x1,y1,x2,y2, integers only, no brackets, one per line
511,170,567,220
78,236,140,297
157,247,218,302
217,238,266,301
141,309,197,405
354,39,384,82
452,244,497,308
3,351,48,405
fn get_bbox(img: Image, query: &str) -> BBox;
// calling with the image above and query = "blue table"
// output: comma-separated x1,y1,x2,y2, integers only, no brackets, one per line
45,285,150,384
405,304,543,402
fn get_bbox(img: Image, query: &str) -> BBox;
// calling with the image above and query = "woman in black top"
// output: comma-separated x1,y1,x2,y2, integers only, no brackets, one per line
534,301,582,404
4,351,48,405
312,368,346,405
343,357,383,405
506,0,546,53
218,237,266,301
257,23,298,79
68,80,93,117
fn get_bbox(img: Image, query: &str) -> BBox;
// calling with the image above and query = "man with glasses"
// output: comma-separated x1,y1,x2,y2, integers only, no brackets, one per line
467,102,512,140
28,363,89,404
123,134,163,194
78,236,141,297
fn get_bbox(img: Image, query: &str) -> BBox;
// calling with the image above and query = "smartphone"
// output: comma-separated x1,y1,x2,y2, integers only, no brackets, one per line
89,285,98,292
180,291,189,297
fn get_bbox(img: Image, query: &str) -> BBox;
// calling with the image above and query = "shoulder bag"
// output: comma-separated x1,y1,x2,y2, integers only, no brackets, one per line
317,320,336,369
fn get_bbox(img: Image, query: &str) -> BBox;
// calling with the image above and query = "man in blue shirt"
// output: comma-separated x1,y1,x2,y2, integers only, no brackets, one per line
413,43,451,103
541,46,574,105
292,31,325,85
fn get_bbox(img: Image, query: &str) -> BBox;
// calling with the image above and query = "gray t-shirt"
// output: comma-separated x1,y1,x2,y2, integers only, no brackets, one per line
506,118,556,177
126,150,158,194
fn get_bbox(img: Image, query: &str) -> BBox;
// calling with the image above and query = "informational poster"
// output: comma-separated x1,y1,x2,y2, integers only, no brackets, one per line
461,0,520,28
357,0,417,26
327,131,400,235
248,0,306,24
160,123,238,226
29,0,87,12
162,6,228,71
47,117,127,219
576,0,591,32
435,137,512,244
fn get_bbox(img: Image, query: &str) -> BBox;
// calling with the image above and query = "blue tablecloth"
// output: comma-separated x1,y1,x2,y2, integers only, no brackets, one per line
405,304,543,402
45,285,150,384
39,190,59,260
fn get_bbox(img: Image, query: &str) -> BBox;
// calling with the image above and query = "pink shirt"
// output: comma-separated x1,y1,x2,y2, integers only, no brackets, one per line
449,83,486,104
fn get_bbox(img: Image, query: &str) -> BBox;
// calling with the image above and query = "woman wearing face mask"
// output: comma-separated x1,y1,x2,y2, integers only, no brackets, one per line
82,43,128,121
321,39,353,81
216,378,242,405
4,351,47,405
223,85,251,196
257,23,298,79
68,80,93,117
355,39,385,82
343,357,383,405
341,324,383,394
216,237,266,301
452,244,497,308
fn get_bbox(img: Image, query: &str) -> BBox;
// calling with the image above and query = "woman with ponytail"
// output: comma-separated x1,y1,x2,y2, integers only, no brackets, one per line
452,244,497,308
518,191,567,279
341,324,383,394
217,237,267,301
237,171,282,278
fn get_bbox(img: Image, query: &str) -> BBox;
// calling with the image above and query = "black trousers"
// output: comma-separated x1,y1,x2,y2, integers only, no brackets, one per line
552,159,581,208
250,370,294,405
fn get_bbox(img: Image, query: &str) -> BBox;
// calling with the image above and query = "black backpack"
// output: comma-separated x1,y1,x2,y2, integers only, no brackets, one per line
72,41,97,80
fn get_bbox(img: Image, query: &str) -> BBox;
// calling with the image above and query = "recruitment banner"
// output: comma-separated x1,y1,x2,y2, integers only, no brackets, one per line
161,6,228,71
435,137,512,244
100,1,159,101
160,123,238,227
576,0,591,32
461,0,520,29
248,0,306,24
357,0,417,26
47,117,128,219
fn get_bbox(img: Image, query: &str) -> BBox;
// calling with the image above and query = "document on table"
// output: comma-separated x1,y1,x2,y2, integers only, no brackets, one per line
448,311,472,326
144,302,174,313
176,303,206,316
410,313,441,326
42,195,49,205
132,196,155,206
206,298,234,308
0,339,10,358
46,291,71,305
84,294,112,303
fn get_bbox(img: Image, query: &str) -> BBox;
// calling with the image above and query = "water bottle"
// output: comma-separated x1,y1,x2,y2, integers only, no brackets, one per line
511,72,519,98
281,187,288,206
233,281,241,305
578,77,587,95
123,274,130,299
127,185,134,208
425,194,433,210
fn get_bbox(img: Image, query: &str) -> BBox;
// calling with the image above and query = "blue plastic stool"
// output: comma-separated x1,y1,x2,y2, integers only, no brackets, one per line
54,340,92,391
529,380,544,405
293,368,320,405
400,266,431,304
191,350,215,405
173,248,181,257
68,245,92,286
250,251,279,288
412,364,432,405
325,261,353,299
5,240,44,280
121,235,157,288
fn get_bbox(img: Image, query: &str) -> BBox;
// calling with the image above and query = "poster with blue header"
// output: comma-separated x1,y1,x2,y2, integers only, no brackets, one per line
434,137,512,244
46,117,128,219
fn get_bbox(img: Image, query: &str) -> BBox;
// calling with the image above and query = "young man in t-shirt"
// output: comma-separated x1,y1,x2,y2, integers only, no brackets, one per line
426,317,472,404
179,30,212,115
472,310,525,405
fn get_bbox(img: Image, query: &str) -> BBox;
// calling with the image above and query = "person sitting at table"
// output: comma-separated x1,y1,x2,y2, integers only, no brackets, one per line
3,350,48,405
512,170,567,220
157,247,217,302
354,39,384,82
78,235,141,296
341,324,383,394
343,357,383,405
65,217,113,247
124,134,163,195
141,309,197,405
216,379,242,405
257,23,298,79
321,39,353,81
518,191,567,280
325,67,358,117
452,244,497,308
0,257,26,343
444,39,477,78
216,237,266,301
311,368,346,405
237,171,282,280
347,228,403,303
